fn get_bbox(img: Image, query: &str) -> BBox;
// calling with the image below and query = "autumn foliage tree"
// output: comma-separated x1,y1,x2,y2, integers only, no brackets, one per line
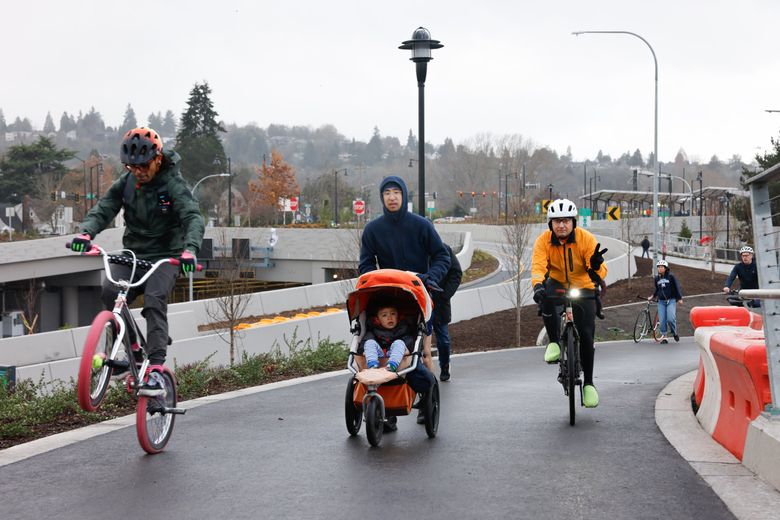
248,150,299,225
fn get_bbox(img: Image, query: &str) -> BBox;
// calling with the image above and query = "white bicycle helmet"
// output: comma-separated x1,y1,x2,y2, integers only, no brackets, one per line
739,246,754,254
547,198,578,230
657,259,669,268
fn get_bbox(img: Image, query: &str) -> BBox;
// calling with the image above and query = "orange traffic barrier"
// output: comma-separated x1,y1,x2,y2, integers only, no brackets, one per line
690,306,750,329
709,331,770,460
693,358,705,407
749,311,763,330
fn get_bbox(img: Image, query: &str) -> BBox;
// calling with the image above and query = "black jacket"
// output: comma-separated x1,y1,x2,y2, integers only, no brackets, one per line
652,272,683,301
432,244,463,325
724,259,758,290
641,238,650,250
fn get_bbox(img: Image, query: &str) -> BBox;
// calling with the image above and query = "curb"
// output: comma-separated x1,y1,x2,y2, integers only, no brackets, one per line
655,371,780,520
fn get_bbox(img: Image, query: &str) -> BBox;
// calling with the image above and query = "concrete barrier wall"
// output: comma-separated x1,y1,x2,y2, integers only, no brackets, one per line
2,230,632,390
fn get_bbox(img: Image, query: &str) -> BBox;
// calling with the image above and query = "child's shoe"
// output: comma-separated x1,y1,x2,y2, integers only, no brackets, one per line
387,361,399,372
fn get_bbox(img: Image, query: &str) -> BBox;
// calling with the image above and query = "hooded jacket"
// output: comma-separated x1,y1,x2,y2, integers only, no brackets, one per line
358,176,450,284
652,271,683,301
80,149,205,260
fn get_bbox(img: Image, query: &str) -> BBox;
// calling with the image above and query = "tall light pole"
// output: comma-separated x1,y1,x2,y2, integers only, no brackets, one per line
548,183,554,200
697,171,703,242
400,27,443,217
192,173,230,198
333,168,347,225
573,30,659,267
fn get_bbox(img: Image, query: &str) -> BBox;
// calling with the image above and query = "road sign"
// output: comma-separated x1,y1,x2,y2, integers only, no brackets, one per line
607,206,621,221
353,199,365,215
289,196,298,212
542,199,552,212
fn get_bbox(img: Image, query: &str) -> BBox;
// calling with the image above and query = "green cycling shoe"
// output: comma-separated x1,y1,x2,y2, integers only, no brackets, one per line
583,385,599,408
544,342,560,363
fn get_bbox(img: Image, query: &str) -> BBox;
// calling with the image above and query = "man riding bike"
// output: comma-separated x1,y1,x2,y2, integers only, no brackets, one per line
531,199,608,408
70,127,205,396
722,246,760,307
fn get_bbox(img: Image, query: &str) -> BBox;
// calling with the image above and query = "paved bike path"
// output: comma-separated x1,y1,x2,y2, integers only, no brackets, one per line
1,339,736,519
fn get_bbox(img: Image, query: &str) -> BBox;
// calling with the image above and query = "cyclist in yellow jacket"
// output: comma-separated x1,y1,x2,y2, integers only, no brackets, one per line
531,198,608,407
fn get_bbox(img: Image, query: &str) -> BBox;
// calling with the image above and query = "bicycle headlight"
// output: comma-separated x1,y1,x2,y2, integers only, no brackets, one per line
569,288,581,298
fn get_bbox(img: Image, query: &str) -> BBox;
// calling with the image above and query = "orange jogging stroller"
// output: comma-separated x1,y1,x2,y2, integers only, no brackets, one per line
344,269,440,447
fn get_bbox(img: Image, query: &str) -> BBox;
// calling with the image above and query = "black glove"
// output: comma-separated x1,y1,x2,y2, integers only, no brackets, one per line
71,233,92,253
425,279,443,293
533,283,545,304
590,242,608,271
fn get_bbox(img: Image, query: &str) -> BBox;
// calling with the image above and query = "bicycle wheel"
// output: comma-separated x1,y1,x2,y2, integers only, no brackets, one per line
344,377,362,436
364,395,384,447
632,311,650,343
77,311,120,412
566,332,577,426
136,370,177,454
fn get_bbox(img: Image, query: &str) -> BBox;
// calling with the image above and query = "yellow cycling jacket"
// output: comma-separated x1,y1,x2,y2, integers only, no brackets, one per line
530,227,607,289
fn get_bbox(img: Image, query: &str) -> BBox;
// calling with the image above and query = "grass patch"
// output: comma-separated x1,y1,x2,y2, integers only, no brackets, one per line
0,337,349,449
461,249,499,284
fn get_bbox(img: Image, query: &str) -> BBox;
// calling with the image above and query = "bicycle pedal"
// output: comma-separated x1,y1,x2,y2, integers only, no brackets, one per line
165,407,186,415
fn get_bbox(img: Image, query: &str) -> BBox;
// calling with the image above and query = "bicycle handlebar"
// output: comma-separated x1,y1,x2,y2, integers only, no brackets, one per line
66,243,203,289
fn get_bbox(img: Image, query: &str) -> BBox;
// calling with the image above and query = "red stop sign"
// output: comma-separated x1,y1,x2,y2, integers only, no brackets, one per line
353,199,365,215
289,196,298,211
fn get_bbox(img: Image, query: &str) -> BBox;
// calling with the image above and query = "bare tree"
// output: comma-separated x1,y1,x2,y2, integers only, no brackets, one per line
501,201,537,346
205,231,252,365
17,279,43,334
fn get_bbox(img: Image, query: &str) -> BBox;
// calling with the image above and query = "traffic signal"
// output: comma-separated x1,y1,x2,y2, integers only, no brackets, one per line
471,191,476,197
74,192,80,203
50,192,56,201
432,191,437,200
458,191,463,197
492,191,497,197
482,191,486,197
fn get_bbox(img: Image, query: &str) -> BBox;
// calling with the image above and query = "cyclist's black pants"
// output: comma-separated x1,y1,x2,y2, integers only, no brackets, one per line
541,280,597,386
101,263,179,366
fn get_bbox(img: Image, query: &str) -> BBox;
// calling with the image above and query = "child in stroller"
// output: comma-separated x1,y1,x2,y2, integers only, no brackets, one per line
344,269,440,447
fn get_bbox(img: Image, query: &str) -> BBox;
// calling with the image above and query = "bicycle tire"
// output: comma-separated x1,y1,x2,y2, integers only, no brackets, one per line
632,310,649,343
364,396,383,447
567,332,576,426
77,311,120,412
136,369,177,454
344,377,362,436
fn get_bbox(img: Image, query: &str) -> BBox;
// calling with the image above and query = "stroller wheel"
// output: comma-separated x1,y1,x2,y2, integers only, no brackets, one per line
424,380,440,438
344,378,362,436
364,395,384,447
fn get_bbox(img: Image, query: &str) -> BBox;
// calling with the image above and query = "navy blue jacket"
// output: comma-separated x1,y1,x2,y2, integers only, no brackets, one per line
432,243,463,325
724,259,758,290
652,272,683,301
359,176,451,284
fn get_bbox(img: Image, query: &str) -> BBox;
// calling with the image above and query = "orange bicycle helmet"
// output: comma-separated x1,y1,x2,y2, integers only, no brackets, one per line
121,127,163,165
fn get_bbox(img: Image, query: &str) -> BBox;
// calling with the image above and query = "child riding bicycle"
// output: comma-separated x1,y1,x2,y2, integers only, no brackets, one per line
70,127,204,395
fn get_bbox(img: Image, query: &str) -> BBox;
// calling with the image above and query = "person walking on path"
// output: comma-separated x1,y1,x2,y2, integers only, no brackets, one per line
432,243,462,382
359,175,450,429
640,236,651,258
648,259,684,344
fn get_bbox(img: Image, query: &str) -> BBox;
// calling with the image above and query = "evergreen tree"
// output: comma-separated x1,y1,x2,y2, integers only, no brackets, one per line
406,129,417,153
438,137,455,157
147,111,163,130
0,136,74,202
59,112,76,133
629,148,644,167
0,109,8,134
78,107,105,138
364,126,383,164
43,112,56,134
161,110,177,137
176,81,226,181
119,103,137,135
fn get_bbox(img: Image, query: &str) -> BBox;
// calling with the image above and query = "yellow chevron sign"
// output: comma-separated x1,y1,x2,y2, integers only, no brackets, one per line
608,206,621,220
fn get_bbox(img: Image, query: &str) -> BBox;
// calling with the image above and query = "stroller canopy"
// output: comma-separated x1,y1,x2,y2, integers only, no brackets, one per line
347,269,433,322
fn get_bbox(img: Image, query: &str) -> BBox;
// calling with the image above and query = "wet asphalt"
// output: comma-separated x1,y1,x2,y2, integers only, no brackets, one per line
0,338,734,520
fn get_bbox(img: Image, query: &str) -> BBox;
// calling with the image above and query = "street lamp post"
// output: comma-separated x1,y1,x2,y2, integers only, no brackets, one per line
573,30,659,268
504,170,517,225
333,168,347,226
697,171,703,241
192,173,230,198
548,183,553,200
400,27,443,217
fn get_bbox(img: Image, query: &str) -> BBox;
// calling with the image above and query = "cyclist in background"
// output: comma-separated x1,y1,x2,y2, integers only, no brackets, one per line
70,127,204,395
531,199,608,408
722,246,760,307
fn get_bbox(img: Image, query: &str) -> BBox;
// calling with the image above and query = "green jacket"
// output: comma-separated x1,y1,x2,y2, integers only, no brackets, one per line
81,150,205,260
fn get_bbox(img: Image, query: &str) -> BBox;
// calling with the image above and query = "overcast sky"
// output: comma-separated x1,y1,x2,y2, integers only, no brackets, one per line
3,0,779,164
